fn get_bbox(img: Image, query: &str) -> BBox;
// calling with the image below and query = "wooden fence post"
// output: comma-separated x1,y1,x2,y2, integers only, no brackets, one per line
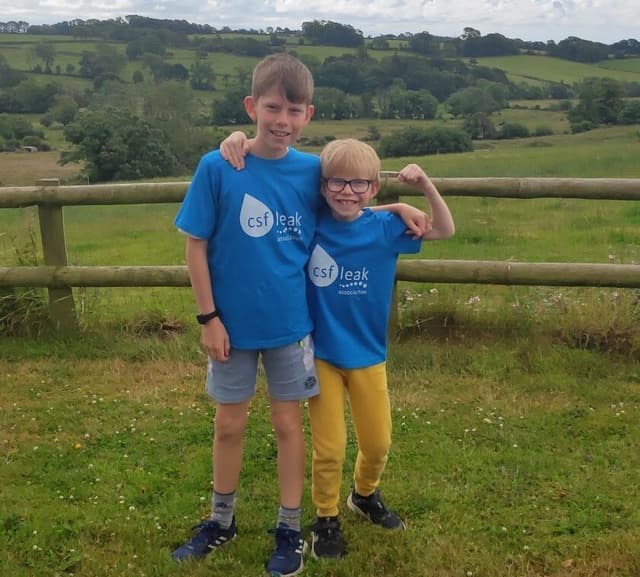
377,174,401,341
36,178,77,330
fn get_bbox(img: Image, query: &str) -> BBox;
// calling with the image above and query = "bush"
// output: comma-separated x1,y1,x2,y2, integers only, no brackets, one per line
497,122,530,139
533,125,553,136
571,120,596,133
378,126,472,157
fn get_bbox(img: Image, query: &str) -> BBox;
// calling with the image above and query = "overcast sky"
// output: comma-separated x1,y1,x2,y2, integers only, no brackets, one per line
4,1,638,44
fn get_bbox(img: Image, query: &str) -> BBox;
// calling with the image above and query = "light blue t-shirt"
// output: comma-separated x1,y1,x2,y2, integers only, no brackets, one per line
175,148,322,349
307,207,422,369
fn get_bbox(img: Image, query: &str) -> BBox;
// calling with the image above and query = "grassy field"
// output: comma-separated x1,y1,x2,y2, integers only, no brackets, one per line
1,326,639,577
473,55,640,84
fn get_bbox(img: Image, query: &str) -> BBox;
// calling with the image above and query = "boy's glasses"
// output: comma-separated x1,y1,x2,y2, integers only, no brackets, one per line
323,178,373,194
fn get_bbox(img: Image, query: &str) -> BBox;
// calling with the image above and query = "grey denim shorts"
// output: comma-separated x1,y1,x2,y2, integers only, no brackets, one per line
206,334,319,403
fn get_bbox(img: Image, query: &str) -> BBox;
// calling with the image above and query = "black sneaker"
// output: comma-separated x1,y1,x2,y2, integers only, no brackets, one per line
310,516,346,559
171,517,237,561
265,524,307,576
347,489,406,530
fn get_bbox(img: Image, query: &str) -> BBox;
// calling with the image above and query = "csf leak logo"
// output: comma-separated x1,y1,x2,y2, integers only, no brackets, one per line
308,245,369,295
240,194,302,241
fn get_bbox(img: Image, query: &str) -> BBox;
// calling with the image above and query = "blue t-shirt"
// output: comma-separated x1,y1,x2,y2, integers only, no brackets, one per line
307,207,422,369
175,148,322,349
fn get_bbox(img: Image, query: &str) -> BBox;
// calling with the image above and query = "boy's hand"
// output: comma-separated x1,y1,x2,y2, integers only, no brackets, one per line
395,203,432,239
201,319,231,362
397,163,431,189
219,131,250,170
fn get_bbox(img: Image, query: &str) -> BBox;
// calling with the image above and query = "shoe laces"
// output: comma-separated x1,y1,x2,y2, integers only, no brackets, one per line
185,519,222,547
270,526,301,555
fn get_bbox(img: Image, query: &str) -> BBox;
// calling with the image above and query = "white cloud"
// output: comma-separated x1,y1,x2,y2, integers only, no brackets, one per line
2,0,637,43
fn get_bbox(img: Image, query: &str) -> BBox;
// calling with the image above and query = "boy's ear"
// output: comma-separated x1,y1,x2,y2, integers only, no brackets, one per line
305,104,315,123
244,96,257,122
369,180,380,199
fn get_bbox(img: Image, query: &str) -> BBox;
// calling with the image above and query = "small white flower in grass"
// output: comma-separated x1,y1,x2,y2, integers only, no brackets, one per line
429,288,438,295
129,505,136,511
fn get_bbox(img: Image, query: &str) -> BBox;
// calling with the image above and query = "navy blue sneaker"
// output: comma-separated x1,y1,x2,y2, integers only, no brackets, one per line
171,517,237,561
265,524,307,576
347,489,406,530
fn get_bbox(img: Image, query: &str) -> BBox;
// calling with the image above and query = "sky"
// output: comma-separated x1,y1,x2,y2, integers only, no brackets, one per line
3,0,638,45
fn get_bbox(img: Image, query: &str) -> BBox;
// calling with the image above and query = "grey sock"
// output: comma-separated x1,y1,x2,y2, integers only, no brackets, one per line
211,490,236,529
277,505,301,532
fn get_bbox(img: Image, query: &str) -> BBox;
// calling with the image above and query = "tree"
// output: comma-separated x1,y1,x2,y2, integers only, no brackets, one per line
61,107,178,182
78,44,127,79
567,77,624,128
190,60,215,90
211,86,249,125
408,32,436,56
46,94,79,125
460,27,481,40
33,41,57,72
445,86,502,117
301,20,364,48
0,54,26,88
462,113,496,139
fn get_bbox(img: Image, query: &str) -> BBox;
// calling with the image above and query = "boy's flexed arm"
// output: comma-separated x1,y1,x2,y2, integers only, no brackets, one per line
398,164,455,240
185,236,230,362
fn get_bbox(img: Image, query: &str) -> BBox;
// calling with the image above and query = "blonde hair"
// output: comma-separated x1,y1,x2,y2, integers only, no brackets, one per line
320,139,381,181
251,53,314,104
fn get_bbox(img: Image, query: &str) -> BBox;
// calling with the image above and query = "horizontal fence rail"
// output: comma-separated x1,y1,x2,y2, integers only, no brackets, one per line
2,177,640,209
1,176,640,330
2,261,640,289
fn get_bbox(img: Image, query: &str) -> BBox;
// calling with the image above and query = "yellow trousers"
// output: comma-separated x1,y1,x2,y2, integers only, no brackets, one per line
308,358,391,518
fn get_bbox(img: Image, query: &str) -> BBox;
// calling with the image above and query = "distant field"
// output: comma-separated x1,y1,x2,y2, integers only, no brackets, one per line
1,123,639,187
0,151,83,186
474,54,640,84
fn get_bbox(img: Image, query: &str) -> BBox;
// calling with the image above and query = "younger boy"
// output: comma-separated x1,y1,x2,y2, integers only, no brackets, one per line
172,53,319,577
307,139,455,559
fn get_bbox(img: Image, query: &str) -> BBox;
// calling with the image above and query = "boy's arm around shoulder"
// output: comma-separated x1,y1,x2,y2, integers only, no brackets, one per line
398,164,455,241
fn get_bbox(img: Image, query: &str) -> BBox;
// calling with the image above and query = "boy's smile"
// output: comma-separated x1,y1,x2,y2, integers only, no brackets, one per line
322,173,379,222
244,89,314,159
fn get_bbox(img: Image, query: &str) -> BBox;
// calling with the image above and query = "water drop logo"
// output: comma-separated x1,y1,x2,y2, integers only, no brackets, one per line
308,245,339,287
240,194,273,237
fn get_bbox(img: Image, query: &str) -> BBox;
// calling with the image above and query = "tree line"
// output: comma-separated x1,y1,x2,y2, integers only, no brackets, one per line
1,18,639,183
3,16,640,61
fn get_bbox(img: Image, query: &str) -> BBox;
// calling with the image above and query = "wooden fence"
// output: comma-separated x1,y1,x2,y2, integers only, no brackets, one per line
1,176,640,330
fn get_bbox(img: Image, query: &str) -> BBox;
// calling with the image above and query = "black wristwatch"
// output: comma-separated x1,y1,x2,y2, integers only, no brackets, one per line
196,310,219,325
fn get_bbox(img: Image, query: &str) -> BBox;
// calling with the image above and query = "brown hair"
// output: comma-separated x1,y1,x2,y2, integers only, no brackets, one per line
251,53,314,104
320,139,381,181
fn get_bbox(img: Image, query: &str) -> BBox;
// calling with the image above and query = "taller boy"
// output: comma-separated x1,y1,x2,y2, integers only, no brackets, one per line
172,54,319,577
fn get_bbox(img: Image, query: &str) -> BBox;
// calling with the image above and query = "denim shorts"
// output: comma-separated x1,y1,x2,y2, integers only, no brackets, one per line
206,334,319,404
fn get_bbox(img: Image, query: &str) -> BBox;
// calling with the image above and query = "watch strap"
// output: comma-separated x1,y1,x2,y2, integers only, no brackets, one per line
196,310,219,325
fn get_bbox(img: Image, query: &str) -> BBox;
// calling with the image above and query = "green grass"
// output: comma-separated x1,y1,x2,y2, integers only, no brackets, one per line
473,54,640,84
1,319,639,577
